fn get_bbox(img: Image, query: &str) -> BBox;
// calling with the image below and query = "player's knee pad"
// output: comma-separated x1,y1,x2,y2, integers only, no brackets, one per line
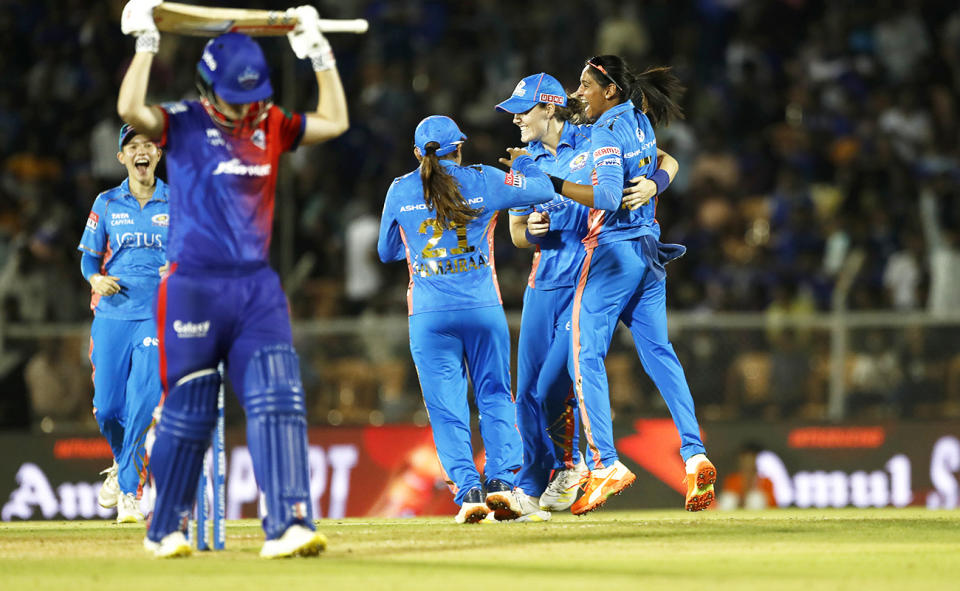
244,344,305,416
243,345,311,538
156,368,221,442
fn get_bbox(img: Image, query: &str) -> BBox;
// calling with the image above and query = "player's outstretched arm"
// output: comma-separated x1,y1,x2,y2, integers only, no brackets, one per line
287,5,349,145
117,0,165,137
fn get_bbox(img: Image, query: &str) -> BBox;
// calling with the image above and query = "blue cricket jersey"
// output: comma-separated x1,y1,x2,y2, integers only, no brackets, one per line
584,100,660,248
378,156,554,315
78,178,169,320
508,122,592,289
158,101,305,270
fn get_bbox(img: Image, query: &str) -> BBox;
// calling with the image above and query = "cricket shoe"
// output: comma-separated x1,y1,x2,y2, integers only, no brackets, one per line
454,487,489,524
143,531,191,558
98,461,120,509
683,454,717,512
116,492,144,524
260,524,327,559
540,458,589,511
484,479,522,521
483,489,550,523
570,460,636,516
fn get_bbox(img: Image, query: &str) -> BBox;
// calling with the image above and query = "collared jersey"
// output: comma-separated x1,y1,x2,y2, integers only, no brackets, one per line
78,178,169,320
508,122,592,289
158,100,305,270
378,156,554,315
584,100,660,248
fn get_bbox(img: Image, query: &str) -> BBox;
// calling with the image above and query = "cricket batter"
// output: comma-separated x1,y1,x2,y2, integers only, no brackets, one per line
117,0,348,557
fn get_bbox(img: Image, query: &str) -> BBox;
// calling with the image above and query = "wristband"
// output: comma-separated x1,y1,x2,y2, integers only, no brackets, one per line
650,168,670,195
135,31,160,54
548,175,565,194
525,229,544,245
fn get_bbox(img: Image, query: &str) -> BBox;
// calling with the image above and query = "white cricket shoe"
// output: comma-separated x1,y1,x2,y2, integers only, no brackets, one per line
98,461,120,509
144,531,191,558
116,492,144,524
454,487,489,524
540,458,588,511
484,479,522,521
260,524,327,559
483,489,550,523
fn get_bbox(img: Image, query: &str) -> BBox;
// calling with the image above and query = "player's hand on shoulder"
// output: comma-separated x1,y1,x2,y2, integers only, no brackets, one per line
286,5,335,69
622,175,656,210
121,0,161,36
498,147,531,168
89,274,122,296
527,211,550,236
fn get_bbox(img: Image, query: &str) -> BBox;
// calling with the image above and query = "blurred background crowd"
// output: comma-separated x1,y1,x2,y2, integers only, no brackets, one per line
1,0,959,432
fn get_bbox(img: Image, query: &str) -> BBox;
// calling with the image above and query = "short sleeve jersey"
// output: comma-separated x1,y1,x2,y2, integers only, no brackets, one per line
158,100,305,269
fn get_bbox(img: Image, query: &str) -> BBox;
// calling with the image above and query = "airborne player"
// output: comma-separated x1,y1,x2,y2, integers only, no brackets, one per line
116,0,348,557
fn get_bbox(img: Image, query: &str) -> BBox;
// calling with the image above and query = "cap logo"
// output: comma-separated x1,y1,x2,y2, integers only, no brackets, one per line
539,93,564,105
238,66,260,89
512,79,527,97
202,49,217,71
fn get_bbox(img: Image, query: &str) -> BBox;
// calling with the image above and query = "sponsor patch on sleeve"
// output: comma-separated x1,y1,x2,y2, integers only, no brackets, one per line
86,212,99,231
595,158,621,167
504,171,527,189
593,146,621,160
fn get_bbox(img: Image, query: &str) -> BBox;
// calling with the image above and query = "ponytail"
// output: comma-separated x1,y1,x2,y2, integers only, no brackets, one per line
585,55,685,127
419,142,482,227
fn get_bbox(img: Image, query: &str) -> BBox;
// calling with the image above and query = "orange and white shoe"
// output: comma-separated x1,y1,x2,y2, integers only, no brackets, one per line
569,460,635,516
683,454,716,512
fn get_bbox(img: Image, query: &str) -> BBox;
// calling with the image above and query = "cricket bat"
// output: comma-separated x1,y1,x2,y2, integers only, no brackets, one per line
154,2,369,36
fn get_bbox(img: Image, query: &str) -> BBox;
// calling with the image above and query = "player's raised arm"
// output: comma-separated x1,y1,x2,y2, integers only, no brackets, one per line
117,0,165,137
286,5,349,145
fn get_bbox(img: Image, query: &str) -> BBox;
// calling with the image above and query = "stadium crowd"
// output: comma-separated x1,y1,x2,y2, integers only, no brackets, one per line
1,0,959,428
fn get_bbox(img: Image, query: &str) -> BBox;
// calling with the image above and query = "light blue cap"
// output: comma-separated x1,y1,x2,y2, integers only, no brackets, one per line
414,115,467,157
495,73,568,113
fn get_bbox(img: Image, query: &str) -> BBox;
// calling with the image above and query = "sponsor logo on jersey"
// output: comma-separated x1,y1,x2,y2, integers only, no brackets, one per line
202,49,217,71
595,158,620,167
512,79,527,97
504,171,526,189
593,146,621,159
624,149,641,158
538,93,564,105
151,214,169,227
569,152,589,172
163,101,189,114
114,232,163,249
400,203,429,212
251,129,266,150
212,159,271,177
206,127,226,147
141,337,159,347
111,212,134,226
172,320,210,339
86,212,99,230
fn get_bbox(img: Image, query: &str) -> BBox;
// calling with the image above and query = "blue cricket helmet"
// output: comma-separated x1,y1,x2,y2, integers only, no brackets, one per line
196,32,273,104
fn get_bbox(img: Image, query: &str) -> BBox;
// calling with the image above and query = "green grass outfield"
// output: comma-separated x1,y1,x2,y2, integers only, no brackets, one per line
2,509,958,590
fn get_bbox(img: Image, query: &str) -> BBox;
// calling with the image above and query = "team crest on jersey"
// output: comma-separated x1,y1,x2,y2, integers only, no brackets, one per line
512,79,527,97
251,129,266,150
569,152,589,171
636,127,646,143
504,171,526,189
238,66,260,89
86,212,98,230
152,213,169,227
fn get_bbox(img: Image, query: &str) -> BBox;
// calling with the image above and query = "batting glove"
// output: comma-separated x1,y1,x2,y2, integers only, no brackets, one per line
121,0,162,53
286,5,335,71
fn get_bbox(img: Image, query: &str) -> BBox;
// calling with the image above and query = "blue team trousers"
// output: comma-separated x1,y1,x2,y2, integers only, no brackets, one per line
515,285,582,497
408,305,522,505
90,316,162,495
570,240,705,470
